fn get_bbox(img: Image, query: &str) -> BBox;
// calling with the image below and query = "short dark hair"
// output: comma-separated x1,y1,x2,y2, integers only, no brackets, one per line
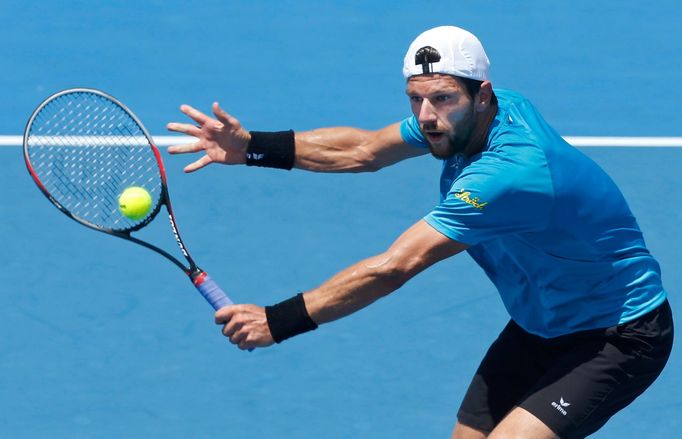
457,76,497,105
459,77,482,98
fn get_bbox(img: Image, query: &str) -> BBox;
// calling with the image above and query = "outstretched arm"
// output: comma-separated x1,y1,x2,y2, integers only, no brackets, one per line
215,220,468,350
166,103,426,173
293,123,426,172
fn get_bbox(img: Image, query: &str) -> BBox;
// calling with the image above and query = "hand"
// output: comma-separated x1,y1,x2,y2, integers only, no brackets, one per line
166,102,251,173
215,304,275,350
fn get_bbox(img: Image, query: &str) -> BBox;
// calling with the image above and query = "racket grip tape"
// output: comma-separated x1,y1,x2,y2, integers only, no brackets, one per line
193,272,233,310
193,272,254,352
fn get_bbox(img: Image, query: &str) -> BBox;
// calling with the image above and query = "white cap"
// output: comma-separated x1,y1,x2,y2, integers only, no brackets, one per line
402,26,490,81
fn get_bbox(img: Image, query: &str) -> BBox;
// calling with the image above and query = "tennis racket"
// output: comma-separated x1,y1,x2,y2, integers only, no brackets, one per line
23,88,233,312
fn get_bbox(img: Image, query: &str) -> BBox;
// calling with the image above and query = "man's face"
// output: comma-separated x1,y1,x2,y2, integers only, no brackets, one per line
406,74,476,159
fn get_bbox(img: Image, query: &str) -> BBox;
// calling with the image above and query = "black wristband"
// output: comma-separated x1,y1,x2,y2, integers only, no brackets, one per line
265,293,318,343
245,130,295,170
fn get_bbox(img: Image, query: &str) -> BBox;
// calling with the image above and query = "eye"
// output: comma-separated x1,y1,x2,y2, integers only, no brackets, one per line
409,96,423,103
434,94,451,103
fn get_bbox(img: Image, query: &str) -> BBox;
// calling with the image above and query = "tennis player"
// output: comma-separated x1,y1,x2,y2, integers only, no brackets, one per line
167,26,673,439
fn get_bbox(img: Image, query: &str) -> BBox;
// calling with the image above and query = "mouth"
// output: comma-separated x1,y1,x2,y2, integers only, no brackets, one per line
424,131,446,143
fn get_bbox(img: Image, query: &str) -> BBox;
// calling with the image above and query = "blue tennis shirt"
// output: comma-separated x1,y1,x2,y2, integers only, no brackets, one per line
400,89,667,338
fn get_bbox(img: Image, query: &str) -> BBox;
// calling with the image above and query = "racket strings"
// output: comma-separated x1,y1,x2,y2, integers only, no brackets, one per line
26,92,163,231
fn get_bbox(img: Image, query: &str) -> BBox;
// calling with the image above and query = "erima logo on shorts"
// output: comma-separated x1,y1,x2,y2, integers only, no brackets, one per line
551,397,571,416
453,189,488,210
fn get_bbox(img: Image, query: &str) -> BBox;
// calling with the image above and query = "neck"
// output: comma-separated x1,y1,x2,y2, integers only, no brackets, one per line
462,102,498,157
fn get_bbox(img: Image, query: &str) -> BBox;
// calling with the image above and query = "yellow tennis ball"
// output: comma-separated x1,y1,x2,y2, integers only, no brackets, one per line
118,186,153,220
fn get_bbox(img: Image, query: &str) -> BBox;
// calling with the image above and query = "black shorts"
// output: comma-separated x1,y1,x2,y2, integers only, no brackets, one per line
457,300,674,439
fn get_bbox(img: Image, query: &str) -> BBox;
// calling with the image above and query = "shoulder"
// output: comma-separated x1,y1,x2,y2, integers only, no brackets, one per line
427,147,555,245
459,144,553,206
486,89,559,155
493,88,531,104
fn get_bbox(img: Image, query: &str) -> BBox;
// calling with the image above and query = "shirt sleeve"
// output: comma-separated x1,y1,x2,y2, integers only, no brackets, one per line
424,147,554,245
399,116,429,148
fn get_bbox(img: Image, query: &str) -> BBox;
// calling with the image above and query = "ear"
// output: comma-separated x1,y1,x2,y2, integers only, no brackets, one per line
475,81,493,112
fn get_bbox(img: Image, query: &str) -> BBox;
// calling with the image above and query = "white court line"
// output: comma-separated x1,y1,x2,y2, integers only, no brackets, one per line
2,135,682,147
564,137,682,147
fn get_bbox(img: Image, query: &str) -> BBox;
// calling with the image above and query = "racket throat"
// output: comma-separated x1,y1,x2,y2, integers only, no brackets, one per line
189,269,207,286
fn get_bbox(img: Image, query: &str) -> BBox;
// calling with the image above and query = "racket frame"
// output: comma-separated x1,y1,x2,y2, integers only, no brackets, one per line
23,88,229,302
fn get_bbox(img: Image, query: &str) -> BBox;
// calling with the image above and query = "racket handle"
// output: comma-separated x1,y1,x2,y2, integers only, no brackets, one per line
193,272,254,352
193,272,233,310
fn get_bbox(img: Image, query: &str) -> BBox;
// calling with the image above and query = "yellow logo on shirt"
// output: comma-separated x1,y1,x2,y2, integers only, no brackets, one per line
453,189,488,210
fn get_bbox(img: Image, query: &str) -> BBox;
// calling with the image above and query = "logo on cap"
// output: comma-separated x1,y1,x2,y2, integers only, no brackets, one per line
414,46,441,74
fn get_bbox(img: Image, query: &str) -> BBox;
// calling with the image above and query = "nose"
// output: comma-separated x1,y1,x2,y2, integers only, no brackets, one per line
417,99,437,125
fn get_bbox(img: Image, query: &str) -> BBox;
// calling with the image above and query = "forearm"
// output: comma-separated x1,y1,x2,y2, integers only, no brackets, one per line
302,252,416,325
294,127,380,173
300,220,467,327
293,123,425,173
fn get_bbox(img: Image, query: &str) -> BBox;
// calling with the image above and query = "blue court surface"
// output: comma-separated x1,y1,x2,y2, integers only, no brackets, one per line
1,1,681,438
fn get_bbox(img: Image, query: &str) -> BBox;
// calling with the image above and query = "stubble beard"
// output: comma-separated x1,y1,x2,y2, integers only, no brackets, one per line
427,105,476,160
